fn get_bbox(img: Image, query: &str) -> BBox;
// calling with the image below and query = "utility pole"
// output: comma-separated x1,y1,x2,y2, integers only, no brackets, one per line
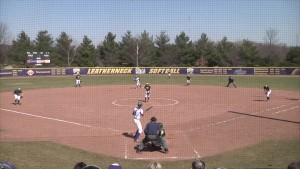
136,44,139,67
297,34,299,47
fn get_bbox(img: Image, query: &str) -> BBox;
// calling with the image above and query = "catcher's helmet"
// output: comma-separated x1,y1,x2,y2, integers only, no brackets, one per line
137,101,143,108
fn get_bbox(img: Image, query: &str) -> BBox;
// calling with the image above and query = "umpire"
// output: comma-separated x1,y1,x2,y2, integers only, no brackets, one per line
136,117,169,154
226,76,237,88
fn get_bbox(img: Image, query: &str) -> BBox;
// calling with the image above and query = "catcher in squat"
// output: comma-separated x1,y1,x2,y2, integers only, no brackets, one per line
13,88,23,105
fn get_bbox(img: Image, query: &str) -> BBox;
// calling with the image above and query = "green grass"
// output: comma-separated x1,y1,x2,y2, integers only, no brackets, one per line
0,140,299,169
0,75,299,168
0,75,299,92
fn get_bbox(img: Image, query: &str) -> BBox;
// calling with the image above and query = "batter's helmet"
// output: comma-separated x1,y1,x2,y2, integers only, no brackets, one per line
137,101,143,108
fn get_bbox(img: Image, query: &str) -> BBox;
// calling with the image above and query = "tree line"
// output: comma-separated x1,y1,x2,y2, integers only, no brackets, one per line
0,26,299,68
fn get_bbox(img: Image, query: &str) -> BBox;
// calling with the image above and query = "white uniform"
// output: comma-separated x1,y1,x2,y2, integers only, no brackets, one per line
135,77,141,89
133,107,144,133
133,106,144,141
265,90,272,97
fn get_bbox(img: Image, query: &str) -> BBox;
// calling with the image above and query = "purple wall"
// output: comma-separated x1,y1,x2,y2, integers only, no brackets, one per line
0,67,299,78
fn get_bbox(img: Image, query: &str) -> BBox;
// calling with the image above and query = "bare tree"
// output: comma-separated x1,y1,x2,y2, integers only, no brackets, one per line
0,22,11,45
265,28,278,65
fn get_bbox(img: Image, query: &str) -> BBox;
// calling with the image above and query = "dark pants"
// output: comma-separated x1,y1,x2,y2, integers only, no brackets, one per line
138,135,168,150
227,82,237,88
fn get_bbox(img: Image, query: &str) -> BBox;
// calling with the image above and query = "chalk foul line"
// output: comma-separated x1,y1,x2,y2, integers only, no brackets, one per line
1,108,93,128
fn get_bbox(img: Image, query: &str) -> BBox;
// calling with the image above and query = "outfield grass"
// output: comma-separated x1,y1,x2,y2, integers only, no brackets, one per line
0,75,299,169
0,75,299,92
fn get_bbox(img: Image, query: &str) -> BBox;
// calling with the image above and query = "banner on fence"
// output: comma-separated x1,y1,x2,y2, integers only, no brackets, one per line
0,67,299,77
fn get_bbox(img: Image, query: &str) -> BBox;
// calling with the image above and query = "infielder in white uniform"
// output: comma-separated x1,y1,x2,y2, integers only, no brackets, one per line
133,101,144,142
135,76,142,89
264,84,272,101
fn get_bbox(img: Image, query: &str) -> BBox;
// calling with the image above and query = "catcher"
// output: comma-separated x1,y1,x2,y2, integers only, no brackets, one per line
13,88,23,105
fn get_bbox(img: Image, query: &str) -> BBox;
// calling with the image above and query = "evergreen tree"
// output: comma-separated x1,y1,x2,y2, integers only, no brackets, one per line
194,33,217,66
75,35,96,67
97,32,119,66
238,40,261,66
9,31,32,66
55,32,76,66
175,32,194,66
285,47,300,66
217,37,233,66
119,31,136,66
154,31,171,66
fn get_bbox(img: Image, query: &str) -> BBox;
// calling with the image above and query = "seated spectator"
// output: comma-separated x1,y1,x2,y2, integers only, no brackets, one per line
147,161,162,169
83,165,101,169
0,161,17,169
74,162,87,169
108,163,122,169
191,159,206,169
288,161,300,169
74,162,101,169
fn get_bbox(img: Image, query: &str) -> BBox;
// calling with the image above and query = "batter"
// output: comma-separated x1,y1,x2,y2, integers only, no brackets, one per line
133,101,144,142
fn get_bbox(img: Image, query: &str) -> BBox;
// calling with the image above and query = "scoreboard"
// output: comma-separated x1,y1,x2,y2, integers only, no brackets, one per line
27,52,50,66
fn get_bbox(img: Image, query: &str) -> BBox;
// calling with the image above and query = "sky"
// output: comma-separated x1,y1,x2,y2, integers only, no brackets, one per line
1,0,299,46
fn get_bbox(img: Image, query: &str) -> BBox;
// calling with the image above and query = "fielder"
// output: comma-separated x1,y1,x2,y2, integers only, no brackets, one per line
133,101,144,142
144,83,151,102
75,73,81,87
264,84,272,101
134,76,142,89
186,75,191,86
13,88,23,105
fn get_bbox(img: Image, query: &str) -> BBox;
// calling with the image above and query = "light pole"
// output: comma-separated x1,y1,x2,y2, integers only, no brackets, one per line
136,44,139,67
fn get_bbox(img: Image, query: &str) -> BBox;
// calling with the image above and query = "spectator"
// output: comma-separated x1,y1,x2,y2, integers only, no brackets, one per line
288,161,300,169
0,161,17,169
74,162,100,169
108,163,122,169
191,159,206,169
148,161,162,169
83,165,101,169
74,162,87,169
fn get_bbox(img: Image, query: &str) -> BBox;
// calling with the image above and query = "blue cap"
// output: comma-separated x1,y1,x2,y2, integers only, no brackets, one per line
108,163,122,169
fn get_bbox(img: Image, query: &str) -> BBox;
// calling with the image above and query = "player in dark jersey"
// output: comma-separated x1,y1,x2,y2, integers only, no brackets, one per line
75,73,81,87
264,84,272,101
144,83,151,102
186,75,191,86
226,76,237,88
13,88,23,105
